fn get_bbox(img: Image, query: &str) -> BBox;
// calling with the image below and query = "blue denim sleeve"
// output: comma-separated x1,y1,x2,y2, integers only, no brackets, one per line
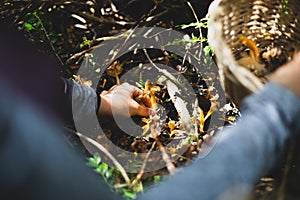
60,78,99,124
68,80,103,139
69,80,99,123
139,82,300,200
0,83,119,200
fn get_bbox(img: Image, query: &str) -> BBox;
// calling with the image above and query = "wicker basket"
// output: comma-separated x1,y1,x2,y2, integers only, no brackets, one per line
208,0,300,106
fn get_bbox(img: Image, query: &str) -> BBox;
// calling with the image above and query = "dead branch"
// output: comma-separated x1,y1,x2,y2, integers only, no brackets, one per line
130,141,157,187
65,127,131,185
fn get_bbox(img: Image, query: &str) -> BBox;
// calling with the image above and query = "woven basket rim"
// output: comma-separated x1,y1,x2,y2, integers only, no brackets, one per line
208,0,264,93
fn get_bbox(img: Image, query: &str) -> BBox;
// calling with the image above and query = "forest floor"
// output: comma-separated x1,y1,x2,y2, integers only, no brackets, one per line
1,1,299,199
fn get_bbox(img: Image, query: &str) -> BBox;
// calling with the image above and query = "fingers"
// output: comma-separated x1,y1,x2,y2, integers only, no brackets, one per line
104,82,154,117
133,89,152,108
141,95,152,108
116,83,153,108
131,103,154,117
132,87,143,98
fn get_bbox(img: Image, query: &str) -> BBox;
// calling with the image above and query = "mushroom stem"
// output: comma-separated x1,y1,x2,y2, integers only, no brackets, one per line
115,75,120,85
240,36,260,61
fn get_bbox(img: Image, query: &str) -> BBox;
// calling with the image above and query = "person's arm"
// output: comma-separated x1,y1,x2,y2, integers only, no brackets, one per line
0,81,122,200
62,79,153,124
271,53,300,97
139,55,300,200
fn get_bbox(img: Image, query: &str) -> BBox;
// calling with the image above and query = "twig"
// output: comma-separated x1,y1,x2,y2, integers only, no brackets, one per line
66,32,131,65
157,138,176,175
193,98,199,136
65,127,131,185
143,48,189,94
68,1,160,70
133,1,159,27
66,45,98,65
187,1,203,60
70,9,134,26
68,27,138,71
33,12,65,66
94,31,132,44
143,9,168,24
130,141,157,187
150,115,176,175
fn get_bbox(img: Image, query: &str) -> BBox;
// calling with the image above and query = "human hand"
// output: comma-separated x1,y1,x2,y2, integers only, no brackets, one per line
98,83,154,118
271,53,300,97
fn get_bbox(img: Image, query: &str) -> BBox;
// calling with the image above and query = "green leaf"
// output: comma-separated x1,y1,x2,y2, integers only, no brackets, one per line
204,45,214,57
104,168,114,179
94,167,102,174
138,72,145,89
98,163,109,174
153,175,161,185
87,158,99,168
93,153,101,163
123,189,137,199
135,183,143,193
108,178,116,185
80,36,93,48
86,153,101,168
33,21,42,28
51,37,58,44
24,23,34,31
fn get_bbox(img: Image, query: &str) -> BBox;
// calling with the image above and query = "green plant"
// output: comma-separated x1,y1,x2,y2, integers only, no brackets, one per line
23,11,61,44
80,36,93,49
175,18,214,70
87,153,145,200
22,10,64,65
87,153,118,186
176,16,208,30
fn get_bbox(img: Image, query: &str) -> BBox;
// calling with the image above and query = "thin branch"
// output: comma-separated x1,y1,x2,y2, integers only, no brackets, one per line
143,48,189,94
65,127,131,185
150,115,176,175
70,9,134,25
66,46,97,65
187,1,203,60
130,141,157,187
33,12,65,66
66,32,131,65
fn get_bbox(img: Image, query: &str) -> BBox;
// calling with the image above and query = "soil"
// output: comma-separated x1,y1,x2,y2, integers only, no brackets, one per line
1,1,300,199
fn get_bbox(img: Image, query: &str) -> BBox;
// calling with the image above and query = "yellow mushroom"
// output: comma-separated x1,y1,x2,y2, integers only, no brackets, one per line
238,36,266,75
150,86,160,108
106,61,122,84
240,36,260,59
198,107,205,133
144,80,151,91
144,81,160,109
141,117,151,136
168,120,179,137
168,120,176,132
